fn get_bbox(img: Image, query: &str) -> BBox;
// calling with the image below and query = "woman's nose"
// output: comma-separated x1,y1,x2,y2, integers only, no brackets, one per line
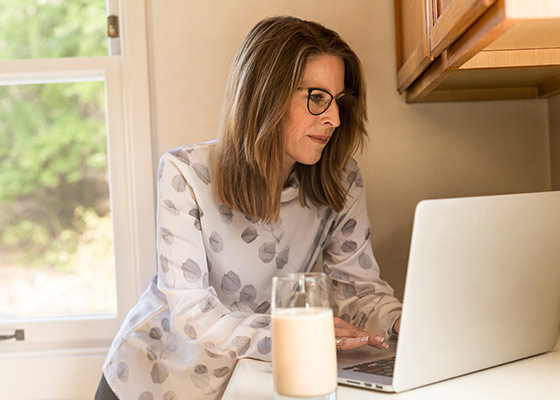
321,100,341,127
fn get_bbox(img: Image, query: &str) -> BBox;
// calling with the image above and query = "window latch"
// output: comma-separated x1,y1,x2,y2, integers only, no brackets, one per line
108,15,119,39
0,329,25,341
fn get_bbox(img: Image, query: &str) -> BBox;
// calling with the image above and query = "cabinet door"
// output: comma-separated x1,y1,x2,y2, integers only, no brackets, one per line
429,0,496,58
395,0,431,93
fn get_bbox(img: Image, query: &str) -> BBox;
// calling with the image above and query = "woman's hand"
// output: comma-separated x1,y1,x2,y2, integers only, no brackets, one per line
393,317,401,334
334,317,389,351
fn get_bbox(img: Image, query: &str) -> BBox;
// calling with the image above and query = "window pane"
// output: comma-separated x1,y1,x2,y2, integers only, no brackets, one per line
0,0,108,60
0,81,117,319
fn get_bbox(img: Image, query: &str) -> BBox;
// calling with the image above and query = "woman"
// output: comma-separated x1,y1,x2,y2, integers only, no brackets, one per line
96,16,402,400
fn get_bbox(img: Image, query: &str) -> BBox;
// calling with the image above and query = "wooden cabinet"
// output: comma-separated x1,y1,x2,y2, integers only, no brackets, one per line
395,0,560,102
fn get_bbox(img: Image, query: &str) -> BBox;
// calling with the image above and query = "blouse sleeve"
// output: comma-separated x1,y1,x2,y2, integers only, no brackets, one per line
155,152,272,361
322,159,402,338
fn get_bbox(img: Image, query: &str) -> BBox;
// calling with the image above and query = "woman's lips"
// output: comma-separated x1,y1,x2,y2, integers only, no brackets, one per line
308,135,330,145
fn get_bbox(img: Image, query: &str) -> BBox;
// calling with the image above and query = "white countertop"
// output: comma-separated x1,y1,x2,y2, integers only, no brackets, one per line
223,334,560,400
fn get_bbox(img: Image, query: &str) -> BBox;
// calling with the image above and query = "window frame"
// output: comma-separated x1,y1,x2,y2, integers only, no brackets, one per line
0,1,156,394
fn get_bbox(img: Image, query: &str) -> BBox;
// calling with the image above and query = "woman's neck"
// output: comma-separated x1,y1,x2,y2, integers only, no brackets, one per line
282,159,295,187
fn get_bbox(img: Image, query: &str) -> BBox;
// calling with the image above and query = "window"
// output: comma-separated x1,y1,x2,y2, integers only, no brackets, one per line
0,80,117,320
0,1,155,396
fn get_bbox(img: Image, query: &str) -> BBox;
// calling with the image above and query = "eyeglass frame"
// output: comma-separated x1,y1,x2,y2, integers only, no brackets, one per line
296,87,357,116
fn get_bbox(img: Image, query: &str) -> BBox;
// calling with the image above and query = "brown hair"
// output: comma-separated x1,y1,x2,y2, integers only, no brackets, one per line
212,16,368,223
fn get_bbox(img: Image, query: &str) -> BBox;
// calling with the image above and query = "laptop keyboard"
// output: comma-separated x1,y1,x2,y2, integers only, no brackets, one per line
342,356,396,377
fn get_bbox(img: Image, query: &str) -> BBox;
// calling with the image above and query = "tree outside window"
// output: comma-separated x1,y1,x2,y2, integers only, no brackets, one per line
0,0,116,318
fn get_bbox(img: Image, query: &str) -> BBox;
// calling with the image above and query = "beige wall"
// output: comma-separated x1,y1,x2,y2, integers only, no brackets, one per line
146,0,551,299
549,95,560,190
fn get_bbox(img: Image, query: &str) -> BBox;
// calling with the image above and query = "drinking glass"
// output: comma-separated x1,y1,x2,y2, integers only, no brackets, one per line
271,272,337,400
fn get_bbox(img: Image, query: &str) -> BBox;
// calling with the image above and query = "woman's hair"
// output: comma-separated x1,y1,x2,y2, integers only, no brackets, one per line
212,16,368,223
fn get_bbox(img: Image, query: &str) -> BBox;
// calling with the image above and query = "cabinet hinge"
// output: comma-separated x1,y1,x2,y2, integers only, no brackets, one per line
108,15,119,39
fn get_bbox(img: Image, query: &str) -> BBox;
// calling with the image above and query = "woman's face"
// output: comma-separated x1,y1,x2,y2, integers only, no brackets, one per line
282,54,345,171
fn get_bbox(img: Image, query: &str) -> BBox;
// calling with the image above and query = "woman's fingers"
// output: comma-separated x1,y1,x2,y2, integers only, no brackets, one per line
333,317,390,351
334,325,367,338
334,327,358,338
336,332,389,351
368,335,389,350
337,336,369,351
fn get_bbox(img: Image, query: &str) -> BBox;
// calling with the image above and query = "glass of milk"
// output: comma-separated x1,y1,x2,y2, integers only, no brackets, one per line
271,272,337,400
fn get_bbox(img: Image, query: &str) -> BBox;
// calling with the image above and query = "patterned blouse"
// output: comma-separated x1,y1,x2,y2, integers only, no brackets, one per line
102,141,402,399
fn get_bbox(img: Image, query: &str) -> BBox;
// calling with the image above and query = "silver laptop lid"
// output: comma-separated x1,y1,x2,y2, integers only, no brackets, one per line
393,191,560,392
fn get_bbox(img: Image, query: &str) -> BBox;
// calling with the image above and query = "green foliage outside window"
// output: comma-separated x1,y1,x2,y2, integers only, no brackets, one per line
0,0,111,271
0,0,107,60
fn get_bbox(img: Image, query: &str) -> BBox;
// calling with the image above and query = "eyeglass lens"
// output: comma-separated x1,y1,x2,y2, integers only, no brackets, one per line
307,88,356,115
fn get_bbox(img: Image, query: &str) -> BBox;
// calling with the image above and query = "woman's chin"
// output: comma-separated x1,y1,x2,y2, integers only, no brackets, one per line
298,152,324,166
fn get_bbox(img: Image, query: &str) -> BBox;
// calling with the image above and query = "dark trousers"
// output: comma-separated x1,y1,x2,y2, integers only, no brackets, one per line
95,374,119,400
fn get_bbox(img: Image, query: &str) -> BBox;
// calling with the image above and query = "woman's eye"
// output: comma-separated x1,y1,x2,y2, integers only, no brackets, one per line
309,94,326,104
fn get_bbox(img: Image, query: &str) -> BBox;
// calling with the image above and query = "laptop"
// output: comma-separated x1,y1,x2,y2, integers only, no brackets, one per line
337,190,560,392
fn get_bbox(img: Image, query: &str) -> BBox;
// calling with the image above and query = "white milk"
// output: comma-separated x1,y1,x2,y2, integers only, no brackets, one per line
271,307,337,397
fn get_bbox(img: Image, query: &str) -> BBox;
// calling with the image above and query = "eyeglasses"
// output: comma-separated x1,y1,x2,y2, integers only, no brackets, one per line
296,87,357,116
